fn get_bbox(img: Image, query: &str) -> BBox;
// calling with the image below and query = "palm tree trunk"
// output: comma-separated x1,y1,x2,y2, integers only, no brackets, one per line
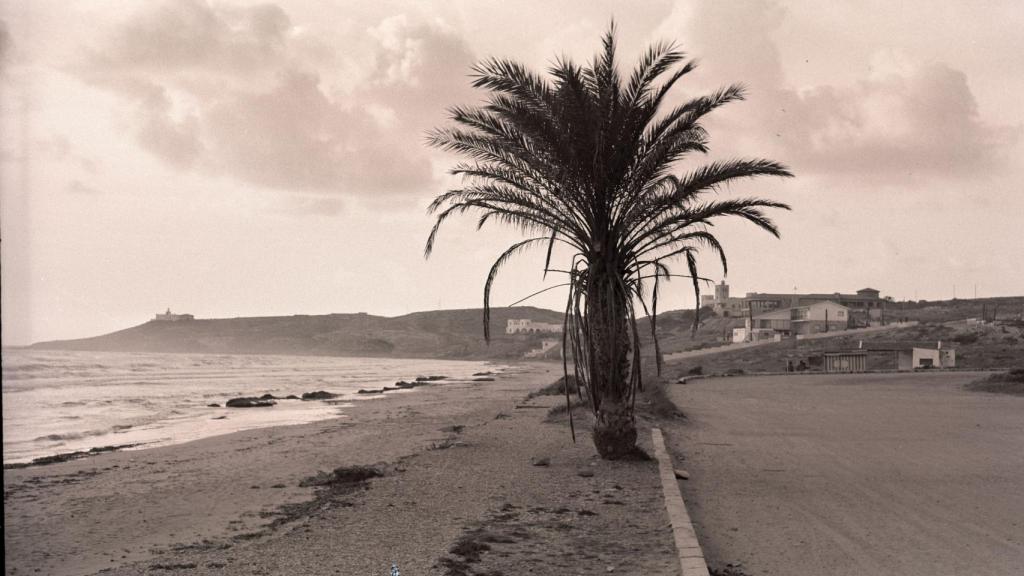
587,262,637,459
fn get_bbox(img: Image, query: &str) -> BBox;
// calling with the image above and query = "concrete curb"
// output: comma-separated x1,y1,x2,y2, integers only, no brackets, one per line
651,428,710,576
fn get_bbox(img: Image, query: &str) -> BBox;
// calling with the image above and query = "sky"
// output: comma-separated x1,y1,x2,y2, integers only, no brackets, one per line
1,0,1022,345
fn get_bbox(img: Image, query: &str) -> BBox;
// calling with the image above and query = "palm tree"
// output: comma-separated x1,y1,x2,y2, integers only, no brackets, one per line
424,25,793,459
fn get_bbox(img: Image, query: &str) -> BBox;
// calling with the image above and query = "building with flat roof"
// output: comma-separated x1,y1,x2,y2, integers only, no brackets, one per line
735,301,850,342
703,282,887,326
745,288,885,323
506,319,563,335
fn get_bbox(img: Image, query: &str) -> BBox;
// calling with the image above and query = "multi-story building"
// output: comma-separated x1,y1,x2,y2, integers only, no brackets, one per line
733,301,850,342
705,282,886,326
701,281,747,317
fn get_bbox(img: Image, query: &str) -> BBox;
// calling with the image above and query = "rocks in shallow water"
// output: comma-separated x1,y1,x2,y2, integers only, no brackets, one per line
285,394,300,400
577,469,595,478
357,389,384,395
225,397,276,408
472,377,496,382
207,403,220,408
394,381,418,389
415,375,447,382
301,391,338,400
531,457,551,467
258,394,279,400
473,371,494,376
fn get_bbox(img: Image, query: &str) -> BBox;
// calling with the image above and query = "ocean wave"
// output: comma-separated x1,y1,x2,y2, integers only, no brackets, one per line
35,422,136,442
35,432,86,442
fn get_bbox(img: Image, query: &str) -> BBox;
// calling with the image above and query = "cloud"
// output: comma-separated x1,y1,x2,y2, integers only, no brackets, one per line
66,179,101,195
280,194,344,217
0,19,11,69
771,62,1021,180
74,1,476,199
664,0,1019,184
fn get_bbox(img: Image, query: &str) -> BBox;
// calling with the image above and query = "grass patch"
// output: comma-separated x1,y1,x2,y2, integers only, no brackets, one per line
526,375,579,399
637,377,685,420
545,398,589,422
964,369,1024,396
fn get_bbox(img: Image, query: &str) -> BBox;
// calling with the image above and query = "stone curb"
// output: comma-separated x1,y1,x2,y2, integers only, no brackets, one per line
651,427,710,576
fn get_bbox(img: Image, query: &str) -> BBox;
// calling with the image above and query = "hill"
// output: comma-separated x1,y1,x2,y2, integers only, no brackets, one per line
29,296,1024,362
884,296,1024,323
30,307,566,360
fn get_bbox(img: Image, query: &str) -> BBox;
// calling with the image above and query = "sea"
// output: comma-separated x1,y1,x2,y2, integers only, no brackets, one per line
2,349,503,465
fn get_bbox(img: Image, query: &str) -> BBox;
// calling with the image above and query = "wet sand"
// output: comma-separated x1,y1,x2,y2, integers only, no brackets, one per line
664,371,1024,576
4,362,678,576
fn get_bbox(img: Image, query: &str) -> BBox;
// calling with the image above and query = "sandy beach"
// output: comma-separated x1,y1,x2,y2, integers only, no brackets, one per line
4,361,679,576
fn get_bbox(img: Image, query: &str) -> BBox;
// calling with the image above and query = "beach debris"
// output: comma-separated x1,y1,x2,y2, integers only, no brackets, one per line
3,444,140,469
494,412,511,420
299,465,383,488
440,527,520,574
225,397,276,408
430,437,468,450
150,562,198,571
441,425,465,434
212,416,227,420
531,457,550,467
674,469,690,480
577,469,595,478
301,391,338,400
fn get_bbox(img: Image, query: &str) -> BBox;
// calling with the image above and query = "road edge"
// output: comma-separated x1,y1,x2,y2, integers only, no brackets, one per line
652,427,710,576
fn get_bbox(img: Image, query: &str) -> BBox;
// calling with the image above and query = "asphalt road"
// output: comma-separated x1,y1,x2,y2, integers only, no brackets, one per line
665,371,1024,576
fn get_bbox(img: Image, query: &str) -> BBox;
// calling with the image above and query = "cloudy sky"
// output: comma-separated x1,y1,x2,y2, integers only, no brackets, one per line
2,0,1022,345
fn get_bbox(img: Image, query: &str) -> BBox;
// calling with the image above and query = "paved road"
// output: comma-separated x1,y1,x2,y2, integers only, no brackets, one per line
665,372,1024,576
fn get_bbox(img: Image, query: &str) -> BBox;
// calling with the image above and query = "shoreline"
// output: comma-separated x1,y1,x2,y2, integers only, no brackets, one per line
2,351,508,467
1,374,490,469
4,359,679,575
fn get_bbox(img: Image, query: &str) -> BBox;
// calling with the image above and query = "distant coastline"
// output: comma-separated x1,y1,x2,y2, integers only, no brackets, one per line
28,307,567,361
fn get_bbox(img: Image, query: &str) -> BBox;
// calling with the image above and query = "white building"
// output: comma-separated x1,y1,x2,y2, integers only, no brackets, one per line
506,319,563,335
897,346,956,370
